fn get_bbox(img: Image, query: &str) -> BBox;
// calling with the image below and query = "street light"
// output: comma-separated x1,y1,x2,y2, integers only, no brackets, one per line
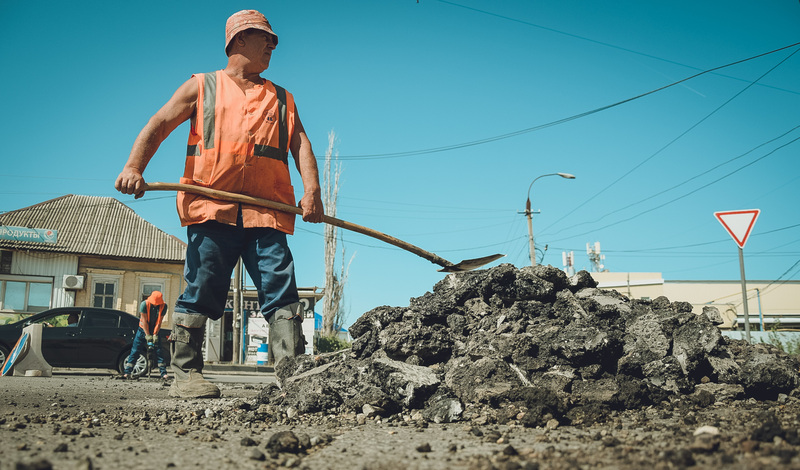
524,172,576,266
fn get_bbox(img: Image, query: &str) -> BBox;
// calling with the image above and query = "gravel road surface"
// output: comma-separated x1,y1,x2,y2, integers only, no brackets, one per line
2,374,800,470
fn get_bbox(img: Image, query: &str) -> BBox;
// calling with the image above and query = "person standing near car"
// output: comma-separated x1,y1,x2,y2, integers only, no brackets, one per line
115,9,323,398
123,291,169,380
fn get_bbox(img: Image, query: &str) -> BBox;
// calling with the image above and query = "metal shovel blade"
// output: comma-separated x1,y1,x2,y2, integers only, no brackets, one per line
438,254,506,273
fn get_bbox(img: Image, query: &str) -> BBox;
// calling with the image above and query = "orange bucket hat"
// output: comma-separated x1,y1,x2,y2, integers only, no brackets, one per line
225,9,278,55
148,291,165,305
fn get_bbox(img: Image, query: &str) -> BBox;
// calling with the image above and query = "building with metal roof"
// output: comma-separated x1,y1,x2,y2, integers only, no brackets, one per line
0,195,186,324
0,195,185,261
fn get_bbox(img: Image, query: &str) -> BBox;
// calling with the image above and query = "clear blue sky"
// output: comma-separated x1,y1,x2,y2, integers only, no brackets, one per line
2,1,799,329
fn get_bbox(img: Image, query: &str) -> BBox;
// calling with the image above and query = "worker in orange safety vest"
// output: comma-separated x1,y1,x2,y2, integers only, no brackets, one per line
115,9,324,398
123,291,169,380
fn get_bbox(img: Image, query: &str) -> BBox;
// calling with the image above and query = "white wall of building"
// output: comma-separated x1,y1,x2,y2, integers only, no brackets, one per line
11,251,79,308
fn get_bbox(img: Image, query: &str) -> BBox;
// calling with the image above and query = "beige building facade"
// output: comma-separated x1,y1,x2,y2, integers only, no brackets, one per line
591,271,800,331
74,256,183,328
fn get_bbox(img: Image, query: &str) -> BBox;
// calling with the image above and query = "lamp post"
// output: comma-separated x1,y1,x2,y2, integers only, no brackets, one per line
524,172,575,266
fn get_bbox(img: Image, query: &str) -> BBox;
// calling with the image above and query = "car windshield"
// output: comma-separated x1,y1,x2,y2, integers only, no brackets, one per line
30,311,81,328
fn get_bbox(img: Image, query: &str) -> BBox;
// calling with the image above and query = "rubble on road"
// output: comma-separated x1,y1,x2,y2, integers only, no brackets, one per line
257,263,800,426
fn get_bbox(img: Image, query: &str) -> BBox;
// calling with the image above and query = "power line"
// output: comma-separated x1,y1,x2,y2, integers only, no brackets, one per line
542,223,800,257
589,252,800,259
330,41,800,160
701,257,800,306
296,220,522,254
434,1,800,97
758,223,800,236
125,195,176,204
395,219,517,237
543,125,800,237
541,47,800,236
756,257,800,296
544,134,800,243
339,196,500,212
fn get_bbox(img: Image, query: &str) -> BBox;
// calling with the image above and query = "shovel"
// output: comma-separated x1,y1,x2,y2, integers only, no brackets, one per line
143,182,504,272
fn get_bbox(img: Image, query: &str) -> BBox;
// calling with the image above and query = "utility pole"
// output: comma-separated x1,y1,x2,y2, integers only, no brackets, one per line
232,258,242,364
755,288,764,332
521,172,576,267
524,199,540,266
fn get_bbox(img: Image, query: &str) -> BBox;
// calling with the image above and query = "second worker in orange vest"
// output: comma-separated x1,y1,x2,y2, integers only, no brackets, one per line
115,10,324,399
123,291,169,380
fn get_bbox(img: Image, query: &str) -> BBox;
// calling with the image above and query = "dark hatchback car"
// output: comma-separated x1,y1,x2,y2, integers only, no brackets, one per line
0,307,166,377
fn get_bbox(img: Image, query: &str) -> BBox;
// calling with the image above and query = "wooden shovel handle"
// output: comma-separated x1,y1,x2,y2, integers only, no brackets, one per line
143,182,454,269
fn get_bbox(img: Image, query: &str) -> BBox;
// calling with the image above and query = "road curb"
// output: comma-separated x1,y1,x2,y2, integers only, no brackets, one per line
204,363,274,375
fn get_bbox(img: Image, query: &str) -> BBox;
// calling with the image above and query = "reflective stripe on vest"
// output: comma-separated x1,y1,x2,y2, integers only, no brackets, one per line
203,72,216,151
186,75,288,162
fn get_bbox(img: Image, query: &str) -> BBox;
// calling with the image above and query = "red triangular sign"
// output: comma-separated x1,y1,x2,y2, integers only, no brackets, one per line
714,209,760,249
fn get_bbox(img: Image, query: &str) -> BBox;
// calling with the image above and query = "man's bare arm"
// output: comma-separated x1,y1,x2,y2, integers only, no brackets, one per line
115,78,198,198
290,109,324,223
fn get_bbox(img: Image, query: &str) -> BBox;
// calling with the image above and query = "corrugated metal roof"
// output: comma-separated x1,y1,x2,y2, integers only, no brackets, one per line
0,195,185,262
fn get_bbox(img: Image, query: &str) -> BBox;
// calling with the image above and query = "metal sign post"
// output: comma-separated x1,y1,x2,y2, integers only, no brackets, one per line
714,209,760,343
737,247,751,343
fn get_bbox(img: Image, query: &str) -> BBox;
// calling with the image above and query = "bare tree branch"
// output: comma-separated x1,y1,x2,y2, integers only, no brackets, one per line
322,130,350,337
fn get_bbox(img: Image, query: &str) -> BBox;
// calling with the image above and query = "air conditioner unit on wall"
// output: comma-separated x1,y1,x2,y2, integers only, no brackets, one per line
63,274,85,290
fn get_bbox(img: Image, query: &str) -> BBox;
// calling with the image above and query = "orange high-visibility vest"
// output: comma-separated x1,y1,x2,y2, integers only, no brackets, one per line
139,300,166,336
177,70,297,234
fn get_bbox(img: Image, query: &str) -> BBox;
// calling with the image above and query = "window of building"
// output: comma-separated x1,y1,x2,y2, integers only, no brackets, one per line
0,251,12,274
3,281,26,310
27,282,52,312
93,281,117,309
141,282,164,302
0,276,53,313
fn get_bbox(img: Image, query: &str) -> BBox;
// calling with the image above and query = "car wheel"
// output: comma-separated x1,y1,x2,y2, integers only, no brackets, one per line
0,345,8,367
117,351,150,378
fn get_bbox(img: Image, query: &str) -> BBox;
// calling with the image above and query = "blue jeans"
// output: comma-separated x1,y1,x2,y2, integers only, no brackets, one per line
174,219,299,322
125,328,167,376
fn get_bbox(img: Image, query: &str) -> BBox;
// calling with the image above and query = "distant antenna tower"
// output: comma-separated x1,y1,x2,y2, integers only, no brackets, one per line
586,241,607,272
562,251,575,276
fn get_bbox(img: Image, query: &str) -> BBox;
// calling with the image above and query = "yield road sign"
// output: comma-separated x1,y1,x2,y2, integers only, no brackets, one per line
714,209,760,249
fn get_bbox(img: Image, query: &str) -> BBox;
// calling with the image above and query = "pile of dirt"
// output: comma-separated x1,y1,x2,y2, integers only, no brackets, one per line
257,264,800,427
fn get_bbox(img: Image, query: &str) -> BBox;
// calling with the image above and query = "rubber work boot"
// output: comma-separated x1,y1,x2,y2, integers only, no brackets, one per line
168,313,220,399
267,302,307,367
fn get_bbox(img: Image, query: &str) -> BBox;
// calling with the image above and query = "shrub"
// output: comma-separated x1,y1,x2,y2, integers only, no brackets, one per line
762,321,800,356
315,334,351,353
